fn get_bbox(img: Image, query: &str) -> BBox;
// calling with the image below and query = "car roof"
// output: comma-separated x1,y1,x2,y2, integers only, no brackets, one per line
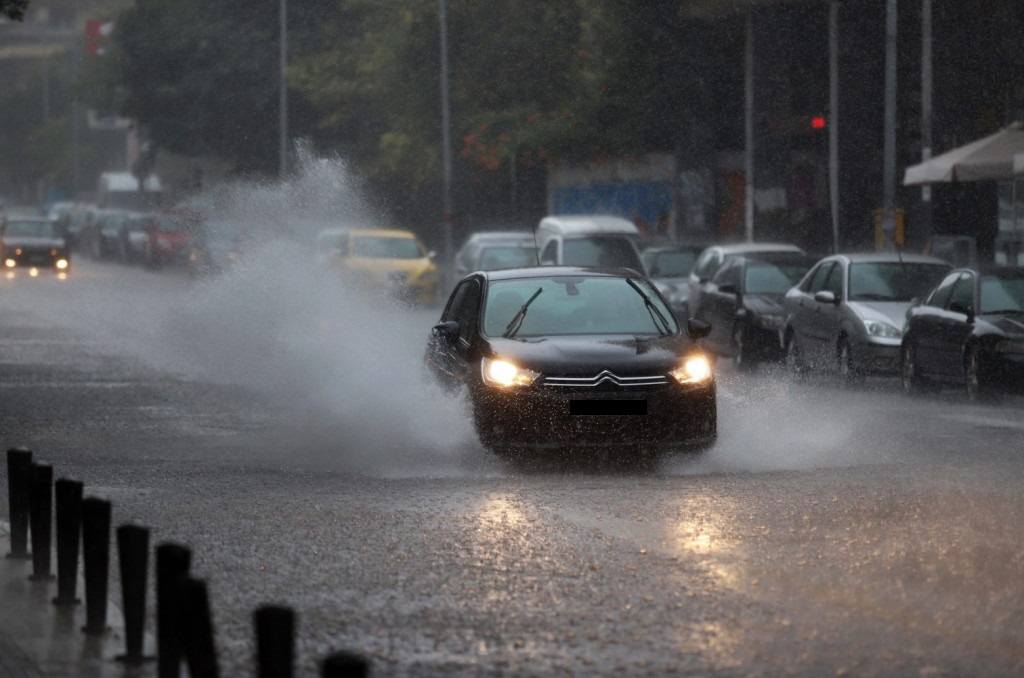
463,230,532,244
713,242,805,255
829,252,950,265
735,253,817,266
643,243,707,254
481,266,642,282
349,228,416,238
958,265,1024,277
538,215,639,235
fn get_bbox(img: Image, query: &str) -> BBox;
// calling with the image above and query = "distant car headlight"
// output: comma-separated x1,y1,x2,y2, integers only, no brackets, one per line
995,340,1024,354
14,248,22,255
757,313,785,329
55,258,69,270
670,354,713,384
481,357,540,388
4,258,15,268
863,319,902,338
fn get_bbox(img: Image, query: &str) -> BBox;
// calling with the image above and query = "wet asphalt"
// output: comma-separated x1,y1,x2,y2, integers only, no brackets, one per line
2,259,1024,676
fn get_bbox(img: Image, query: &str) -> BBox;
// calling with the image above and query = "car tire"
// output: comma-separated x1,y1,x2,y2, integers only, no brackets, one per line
964,345,998,403
732,324,754,371
900,341,935,395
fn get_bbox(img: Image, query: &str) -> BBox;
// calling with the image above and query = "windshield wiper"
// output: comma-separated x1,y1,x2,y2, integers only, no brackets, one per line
503,287,544,338
626,278,671,336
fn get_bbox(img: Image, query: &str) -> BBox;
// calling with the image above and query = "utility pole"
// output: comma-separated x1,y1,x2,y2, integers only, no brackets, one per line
278,0,289,178
438,0,454,280
882,0,898,246
743,8,755,243
920,0,933,248
828,1,840,253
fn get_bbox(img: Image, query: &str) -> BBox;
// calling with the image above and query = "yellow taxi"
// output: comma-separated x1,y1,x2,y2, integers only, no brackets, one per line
318,228,440,304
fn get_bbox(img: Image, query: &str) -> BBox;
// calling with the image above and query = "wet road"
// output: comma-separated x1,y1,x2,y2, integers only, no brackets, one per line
2,259,1024,675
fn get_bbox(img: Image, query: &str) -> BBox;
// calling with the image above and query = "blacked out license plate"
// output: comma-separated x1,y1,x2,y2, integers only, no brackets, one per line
570,399,647,416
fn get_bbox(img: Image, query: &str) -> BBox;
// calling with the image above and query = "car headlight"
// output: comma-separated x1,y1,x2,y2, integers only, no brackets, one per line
863,319,902,338
995,339,1024,354
55,258,68,270
758,313,784,329
4,258,15,268
481,357,540,388
670,354,713,385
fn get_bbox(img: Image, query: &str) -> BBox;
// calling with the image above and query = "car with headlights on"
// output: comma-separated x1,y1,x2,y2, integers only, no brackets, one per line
783,253,950,380
901,266,1024,400
1,216,70,275
643,243,707,318
696,253,815,368
321,227,440,304
425,267,717,458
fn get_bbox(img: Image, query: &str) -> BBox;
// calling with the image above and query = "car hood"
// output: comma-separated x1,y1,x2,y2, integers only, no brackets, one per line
847,301,911,328
987,314,1024,337
3,236,65,250
345,256,436,279
485,334,698,376
744,294,784,315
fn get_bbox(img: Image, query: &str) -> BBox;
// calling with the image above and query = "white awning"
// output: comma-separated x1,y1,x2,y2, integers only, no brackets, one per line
903,122,1024,185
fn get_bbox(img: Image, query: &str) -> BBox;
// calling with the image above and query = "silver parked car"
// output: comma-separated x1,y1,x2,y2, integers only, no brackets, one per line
782,252,951,379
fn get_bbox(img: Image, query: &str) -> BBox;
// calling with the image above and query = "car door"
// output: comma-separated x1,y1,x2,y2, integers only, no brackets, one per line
936,273,977,378
688,248,722,318
795,261,836,362
702,260,742,354
912,271,959,374
817,260,847,366
427,278,480,386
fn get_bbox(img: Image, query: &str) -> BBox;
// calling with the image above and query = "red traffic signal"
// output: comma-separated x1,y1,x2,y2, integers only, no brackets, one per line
811,115,827,130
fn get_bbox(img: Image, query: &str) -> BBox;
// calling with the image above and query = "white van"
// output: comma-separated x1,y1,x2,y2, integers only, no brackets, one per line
535,215,645,272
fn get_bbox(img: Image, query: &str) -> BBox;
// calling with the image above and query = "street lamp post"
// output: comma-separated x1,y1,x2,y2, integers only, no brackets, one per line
743,8,755,243
438,0,454,286
279,0,289,178
882,0,898,246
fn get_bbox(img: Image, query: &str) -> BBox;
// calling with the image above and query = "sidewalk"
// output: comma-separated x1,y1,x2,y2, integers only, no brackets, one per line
0,522,155,678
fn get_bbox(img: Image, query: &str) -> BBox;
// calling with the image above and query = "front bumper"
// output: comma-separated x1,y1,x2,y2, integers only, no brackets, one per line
852,338,901,374
4,251,69,270
471,380,716,450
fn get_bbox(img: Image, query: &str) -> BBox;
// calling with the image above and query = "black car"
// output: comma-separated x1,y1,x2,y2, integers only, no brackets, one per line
425,267,717,457
1,217,70,274
901,266,1024,400
697,254,815,368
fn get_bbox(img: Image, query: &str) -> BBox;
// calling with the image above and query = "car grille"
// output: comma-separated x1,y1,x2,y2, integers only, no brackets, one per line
543,370,669,389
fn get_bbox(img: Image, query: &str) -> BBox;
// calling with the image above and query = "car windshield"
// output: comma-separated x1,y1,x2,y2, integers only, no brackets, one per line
980,273,1024,313
3,220,56,239
478,245,537,270
745,262,810,295
563,237,642,270
848,262,949,302
483,276,677,338
352,235,422,259
648,250,698,277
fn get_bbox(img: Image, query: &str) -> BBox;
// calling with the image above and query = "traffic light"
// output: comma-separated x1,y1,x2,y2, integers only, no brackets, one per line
811,116,827,130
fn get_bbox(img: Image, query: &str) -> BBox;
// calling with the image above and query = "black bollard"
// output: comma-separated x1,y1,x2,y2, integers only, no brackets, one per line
52,478,84,605
28,463,54,581
156,542,191,678
6,447,32,559
116,524,153,664
180,578,219,678
254,605,295,678
321,651,370,678
81,497,112,635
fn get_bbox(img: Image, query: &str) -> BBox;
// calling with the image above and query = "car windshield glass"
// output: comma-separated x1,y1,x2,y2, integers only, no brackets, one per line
4,220,55,238
980,273,1024,313
848,263,949,302
352,236,421,259
563,237,641,270
483,276,677,337
478,245,537,270
745,262,809,295
650,251,698,277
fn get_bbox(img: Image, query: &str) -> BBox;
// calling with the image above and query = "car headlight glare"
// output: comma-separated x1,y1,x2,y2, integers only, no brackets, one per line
670,354,713,384
55,258,69,270
4,258,15,268
481,357,540,388
863,319,902,338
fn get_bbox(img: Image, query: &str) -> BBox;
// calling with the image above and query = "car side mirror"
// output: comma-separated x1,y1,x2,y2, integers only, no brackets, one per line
949,302,974,322
718,282,740,297
687,318,711,340
427,250,437,259
814,290,838,305
432,320,460,341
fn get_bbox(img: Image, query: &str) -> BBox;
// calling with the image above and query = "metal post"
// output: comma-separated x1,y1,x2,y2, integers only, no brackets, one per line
920,0,933,248
157,543,192,678
883,0,899,240
829,1,841,253
6,448,32,559
81,497,112,634
53,479,84,605
29,463,55,581
439,0,454,282
744,8,755,243
279,0,289,178
116,525,152,664
255,605,295,678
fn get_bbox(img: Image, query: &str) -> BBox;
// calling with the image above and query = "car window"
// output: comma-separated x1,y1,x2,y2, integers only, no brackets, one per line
711,260,741,287
455,279,481,341
3,220,56,239
442,281,470,321
848,263,950,302
540,240,558,265
649,250,698,277
808,262,834,293
693,249,719,279
562,237,642,271
926,272,960,308
352,236,422,259
948,274,975,313
477,245,538,271
980,272,1024,313
824,262,844,297
745,262,810,295
482,276,677,337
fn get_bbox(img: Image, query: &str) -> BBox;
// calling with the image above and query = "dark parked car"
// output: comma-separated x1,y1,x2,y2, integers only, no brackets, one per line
901,267,1024,400
1,217,70,274
643,243,706,317
454,230,535,278
696,254,815,368
425,267,717,458
688,242,805,320
783,253,950,379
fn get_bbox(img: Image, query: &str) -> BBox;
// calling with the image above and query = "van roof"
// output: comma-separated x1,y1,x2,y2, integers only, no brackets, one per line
538,215,639,236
